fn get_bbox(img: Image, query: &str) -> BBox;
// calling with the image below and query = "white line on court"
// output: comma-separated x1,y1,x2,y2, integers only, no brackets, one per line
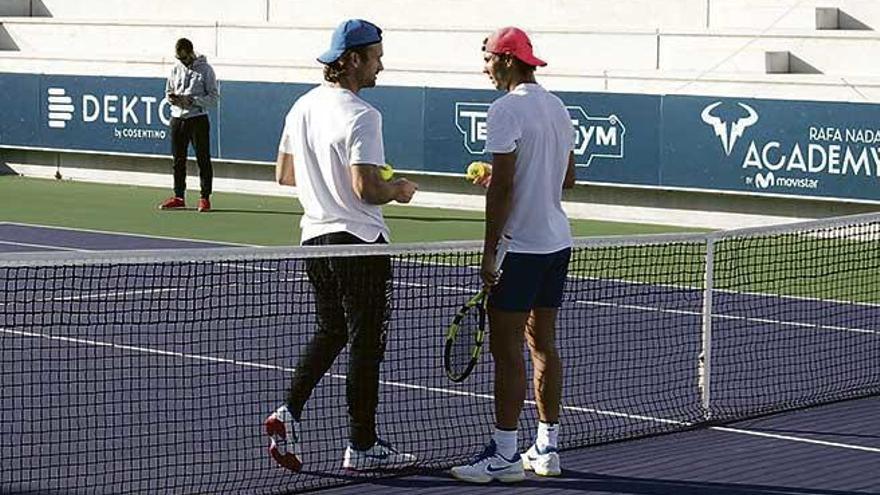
2,327,876,454
0,327,681,426
42,288,182,302
573,273,880,310
0,240,93,252
395,281,474,293
0,288,191,307
711,426,880,453
0,221,256,247
576,300,880,336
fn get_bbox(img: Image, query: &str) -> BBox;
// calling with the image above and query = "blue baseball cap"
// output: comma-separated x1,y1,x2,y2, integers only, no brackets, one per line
317,19,383,64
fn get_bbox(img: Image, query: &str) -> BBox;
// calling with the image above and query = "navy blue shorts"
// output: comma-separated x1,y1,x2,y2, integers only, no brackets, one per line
488,248,571,312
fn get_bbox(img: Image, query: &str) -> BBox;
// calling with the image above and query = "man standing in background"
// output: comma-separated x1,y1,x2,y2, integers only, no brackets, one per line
158,37,219,213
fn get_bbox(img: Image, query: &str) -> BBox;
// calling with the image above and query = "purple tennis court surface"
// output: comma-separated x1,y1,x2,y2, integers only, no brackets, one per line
0,222,244,253
1,225,877,495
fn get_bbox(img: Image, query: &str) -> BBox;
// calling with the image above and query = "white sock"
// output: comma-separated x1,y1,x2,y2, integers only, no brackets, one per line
535,421,558,451
493,428,518,459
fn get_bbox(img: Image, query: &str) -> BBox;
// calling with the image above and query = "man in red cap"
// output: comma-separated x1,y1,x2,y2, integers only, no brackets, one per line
451,26,576,484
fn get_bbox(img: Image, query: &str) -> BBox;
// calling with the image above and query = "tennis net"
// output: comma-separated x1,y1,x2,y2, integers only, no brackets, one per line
2,213,879,494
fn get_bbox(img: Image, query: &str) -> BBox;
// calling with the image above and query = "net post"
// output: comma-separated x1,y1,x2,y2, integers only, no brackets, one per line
700,236,715,420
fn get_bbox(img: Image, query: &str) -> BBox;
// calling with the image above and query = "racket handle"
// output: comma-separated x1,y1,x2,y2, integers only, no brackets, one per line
493,234,512,273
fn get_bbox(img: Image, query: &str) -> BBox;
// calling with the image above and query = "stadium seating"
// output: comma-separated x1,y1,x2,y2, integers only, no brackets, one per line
2,18,879,78
0,1,878,107
708,0,880,30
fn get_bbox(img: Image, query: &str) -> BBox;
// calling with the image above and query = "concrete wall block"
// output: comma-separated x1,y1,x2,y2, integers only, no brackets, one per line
0,0,33,16
815,7,841,29
0,24,21,50
765,50,790,73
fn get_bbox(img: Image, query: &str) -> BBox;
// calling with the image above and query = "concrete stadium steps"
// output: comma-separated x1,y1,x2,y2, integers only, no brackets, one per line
7,0,880,32
265,0,709,31
0,19,217,59
2,51,879,103
0,19,658,71
6,0,880,36
217,25,660,72
660,29,877,76
708,0,880,30
17,0,709,29
11,0,269,22
2,18,880,76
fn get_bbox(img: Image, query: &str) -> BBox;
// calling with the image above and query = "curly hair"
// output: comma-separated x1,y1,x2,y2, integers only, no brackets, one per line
322,45,372,83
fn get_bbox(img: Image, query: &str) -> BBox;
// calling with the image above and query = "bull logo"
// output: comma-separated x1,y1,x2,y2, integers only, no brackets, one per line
701,102,759,156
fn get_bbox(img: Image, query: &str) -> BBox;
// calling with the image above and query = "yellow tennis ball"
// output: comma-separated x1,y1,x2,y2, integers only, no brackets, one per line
466,161,490,180
379,164,394,181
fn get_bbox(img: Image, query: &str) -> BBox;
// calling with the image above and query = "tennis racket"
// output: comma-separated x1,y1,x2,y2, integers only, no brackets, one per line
444,235,511,382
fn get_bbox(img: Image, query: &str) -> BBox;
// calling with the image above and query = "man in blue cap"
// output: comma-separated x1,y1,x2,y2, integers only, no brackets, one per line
264,19,418,473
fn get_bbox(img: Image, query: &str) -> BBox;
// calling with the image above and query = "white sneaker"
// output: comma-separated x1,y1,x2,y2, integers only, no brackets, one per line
264,405,302,472
343,439,417,471
522,444,561,476
450,440,525,484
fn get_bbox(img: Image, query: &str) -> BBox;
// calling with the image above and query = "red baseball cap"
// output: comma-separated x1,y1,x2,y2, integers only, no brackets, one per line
484,27,547,67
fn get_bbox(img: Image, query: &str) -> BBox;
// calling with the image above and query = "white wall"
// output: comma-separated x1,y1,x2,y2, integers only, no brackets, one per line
2,19,659,72
4,52,880,104
38,0,269,22
32,0,708,29
20,1,880,31
709,0,880,30
268,0,708,30
10,19,880,77
660,30,880,76
217,25,658,72
0,19,216,57
5,1,880,103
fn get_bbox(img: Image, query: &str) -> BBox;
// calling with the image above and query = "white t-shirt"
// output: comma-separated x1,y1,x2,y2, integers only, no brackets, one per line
485,83,573,254
278,85,390,244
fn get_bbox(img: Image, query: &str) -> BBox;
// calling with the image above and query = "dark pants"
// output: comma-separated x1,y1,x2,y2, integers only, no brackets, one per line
286,232,391,450
170,115,212,199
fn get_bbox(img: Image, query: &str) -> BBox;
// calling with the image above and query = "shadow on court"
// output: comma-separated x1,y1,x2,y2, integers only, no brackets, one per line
359,470,870,495
206,208,485,223
206,208,302,216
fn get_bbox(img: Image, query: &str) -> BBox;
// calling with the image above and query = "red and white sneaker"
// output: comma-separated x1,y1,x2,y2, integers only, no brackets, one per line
197,198,211,212
264,405,302,472
159,196,185,209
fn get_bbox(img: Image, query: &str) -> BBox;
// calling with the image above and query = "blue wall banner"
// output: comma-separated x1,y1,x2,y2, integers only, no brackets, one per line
217,81,308,162
3,72,880,203
35,74,218,157
0,73,40,147
557,90,660,185
426,88,661,182
662,95,880,202
359,86,426,172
